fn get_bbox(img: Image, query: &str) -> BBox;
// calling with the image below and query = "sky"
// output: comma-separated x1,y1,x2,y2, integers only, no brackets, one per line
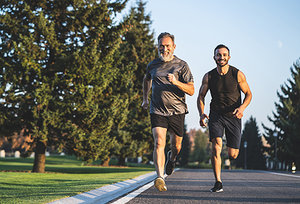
124,0,300,133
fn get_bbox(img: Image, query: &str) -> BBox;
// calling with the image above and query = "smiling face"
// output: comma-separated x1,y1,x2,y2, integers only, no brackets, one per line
158,36,176,62
214,47,231,67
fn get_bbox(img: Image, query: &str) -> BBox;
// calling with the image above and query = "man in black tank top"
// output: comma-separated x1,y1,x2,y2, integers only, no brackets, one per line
197,44,252,192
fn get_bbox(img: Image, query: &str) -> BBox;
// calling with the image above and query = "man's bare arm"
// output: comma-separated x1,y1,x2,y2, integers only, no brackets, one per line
197,73,209,127
233,71,252,119
142,75,152,109
167,74,194,96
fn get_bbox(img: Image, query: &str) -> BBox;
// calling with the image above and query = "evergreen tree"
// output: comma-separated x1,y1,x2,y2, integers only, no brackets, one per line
263,59,300,170
0,0,128,172
236,116,266,170
109,1,156,165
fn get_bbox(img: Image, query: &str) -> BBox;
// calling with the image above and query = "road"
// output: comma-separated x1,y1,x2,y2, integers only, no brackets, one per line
112,169,300,204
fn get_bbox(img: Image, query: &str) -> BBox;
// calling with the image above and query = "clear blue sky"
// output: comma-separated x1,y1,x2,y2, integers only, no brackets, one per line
124,0,300,132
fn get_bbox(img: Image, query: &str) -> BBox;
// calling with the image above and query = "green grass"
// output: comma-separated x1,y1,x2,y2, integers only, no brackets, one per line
0,156,154,204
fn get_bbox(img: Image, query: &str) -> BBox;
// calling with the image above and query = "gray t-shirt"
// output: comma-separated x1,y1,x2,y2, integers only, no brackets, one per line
145,56,194,116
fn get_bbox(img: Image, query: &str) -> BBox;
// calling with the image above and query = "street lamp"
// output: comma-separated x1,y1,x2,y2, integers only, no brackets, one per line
244,141,247,169
273,132,278,170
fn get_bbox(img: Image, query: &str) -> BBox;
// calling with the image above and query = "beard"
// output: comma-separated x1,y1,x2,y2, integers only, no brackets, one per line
158,50,173,62
216,59,228,67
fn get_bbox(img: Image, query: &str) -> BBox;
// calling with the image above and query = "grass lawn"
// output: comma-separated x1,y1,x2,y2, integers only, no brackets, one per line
0,156,154,204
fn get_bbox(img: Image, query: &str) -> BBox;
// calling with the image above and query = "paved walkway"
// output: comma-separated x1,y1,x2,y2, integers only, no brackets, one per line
122,169,300,204
49,169,300,204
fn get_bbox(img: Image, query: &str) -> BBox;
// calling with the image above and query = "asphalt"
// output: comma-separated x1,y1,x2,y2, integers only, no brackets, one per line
48,171,157,204
123,169,300,204
48,169,300,204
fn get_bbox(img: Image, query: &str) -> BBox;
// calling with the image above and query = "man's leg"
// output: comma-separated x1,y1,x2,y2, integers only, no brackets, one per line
210,137,224,192
169,133,183,161
228,147,239,160
152,127,168,191
224,114,241,160
165,133,183,175
211,137,223,182
165,114,185,175
152,127,167,178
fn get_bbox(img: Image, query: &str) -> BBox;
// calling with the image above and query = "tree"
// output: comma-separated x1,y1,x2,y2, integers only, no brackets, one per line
263,59,300,170
0,0,71,172
178,124,189,166
0,0,129,172
236,116,266,170
108,1,156,165
190,129,210,164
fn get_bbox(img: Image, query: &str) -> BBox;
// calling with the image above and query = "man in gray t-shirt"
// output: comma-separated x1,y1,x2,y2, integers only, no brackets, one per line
145,56,194,116
142,32,194,192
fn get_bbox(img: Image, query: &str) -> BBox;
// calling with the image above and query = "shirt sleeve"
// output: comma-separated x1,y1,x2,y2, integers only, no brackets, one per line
180,63,194,83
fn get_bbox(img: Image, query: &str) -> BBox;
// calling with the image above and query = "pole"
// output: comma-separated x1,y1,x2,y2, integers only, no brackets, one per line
273,132,278,170
244,141,247,169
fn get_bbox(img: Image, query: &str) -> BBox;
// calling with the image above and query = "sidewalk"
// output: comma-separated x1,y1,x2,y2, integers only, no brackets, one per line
48,171,156,204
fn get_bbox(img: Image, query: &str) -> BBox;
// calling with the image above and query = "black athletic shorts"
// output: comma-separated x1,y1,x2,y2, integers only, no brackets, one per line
150,113,185,137
208,111,241,149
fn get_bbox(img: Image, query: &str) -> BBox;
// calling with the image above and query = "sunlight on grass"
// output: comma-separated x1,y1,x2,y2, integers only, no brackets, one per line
0,156,154,204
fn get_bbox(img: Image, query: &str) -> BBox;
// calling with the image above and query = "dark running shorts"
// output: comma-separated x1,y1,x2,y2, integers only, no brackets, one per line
150,113,185,137
208,111,241,149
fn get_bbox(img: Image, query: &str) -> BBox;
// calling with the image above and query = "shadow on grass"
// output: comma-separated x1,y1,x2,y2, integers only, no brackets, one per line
0,156,81,165
0,157,154,174
45,166,153,174
1,177,123,187
0,165,154,174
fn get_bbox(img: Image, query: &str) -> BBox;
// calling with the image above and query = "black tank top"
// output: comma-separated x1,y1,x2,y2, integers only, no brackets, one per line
208,66,241,115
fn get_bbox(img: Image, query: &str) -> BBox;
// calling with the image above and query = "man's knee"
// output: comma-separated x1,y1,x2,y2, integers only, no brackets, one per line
152,127,167,149
212,147,221,158
154,139,165,149
211,138,222,155
153,135,166,149
228,149,239,160
229,155,237,160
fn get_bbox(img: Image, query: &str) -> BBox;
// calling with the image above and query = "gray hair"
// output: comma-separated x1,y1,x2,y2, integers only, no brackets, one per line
157,32,175,43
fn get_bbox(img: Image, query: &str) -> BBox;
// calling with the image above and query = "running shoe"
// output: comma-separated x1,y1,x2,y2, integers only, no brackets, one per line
210,181,223,192
154,177,167,191
165,150,175,175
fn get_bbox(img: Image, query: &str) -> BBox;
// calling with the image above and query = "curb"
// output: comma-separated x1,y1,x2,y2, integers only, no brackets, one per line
48,171,156,204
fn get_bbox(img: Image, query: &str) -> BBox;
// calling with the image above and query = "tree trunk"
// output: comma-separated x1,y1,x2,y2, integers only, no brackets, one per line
118,156,126,166
32,141,46,173
102,157,110,167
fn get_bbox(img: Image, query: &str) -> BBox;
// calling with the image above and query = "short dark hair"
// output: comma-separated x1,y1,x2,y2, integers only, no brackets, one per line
214,44,230,56
157,32,175,43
